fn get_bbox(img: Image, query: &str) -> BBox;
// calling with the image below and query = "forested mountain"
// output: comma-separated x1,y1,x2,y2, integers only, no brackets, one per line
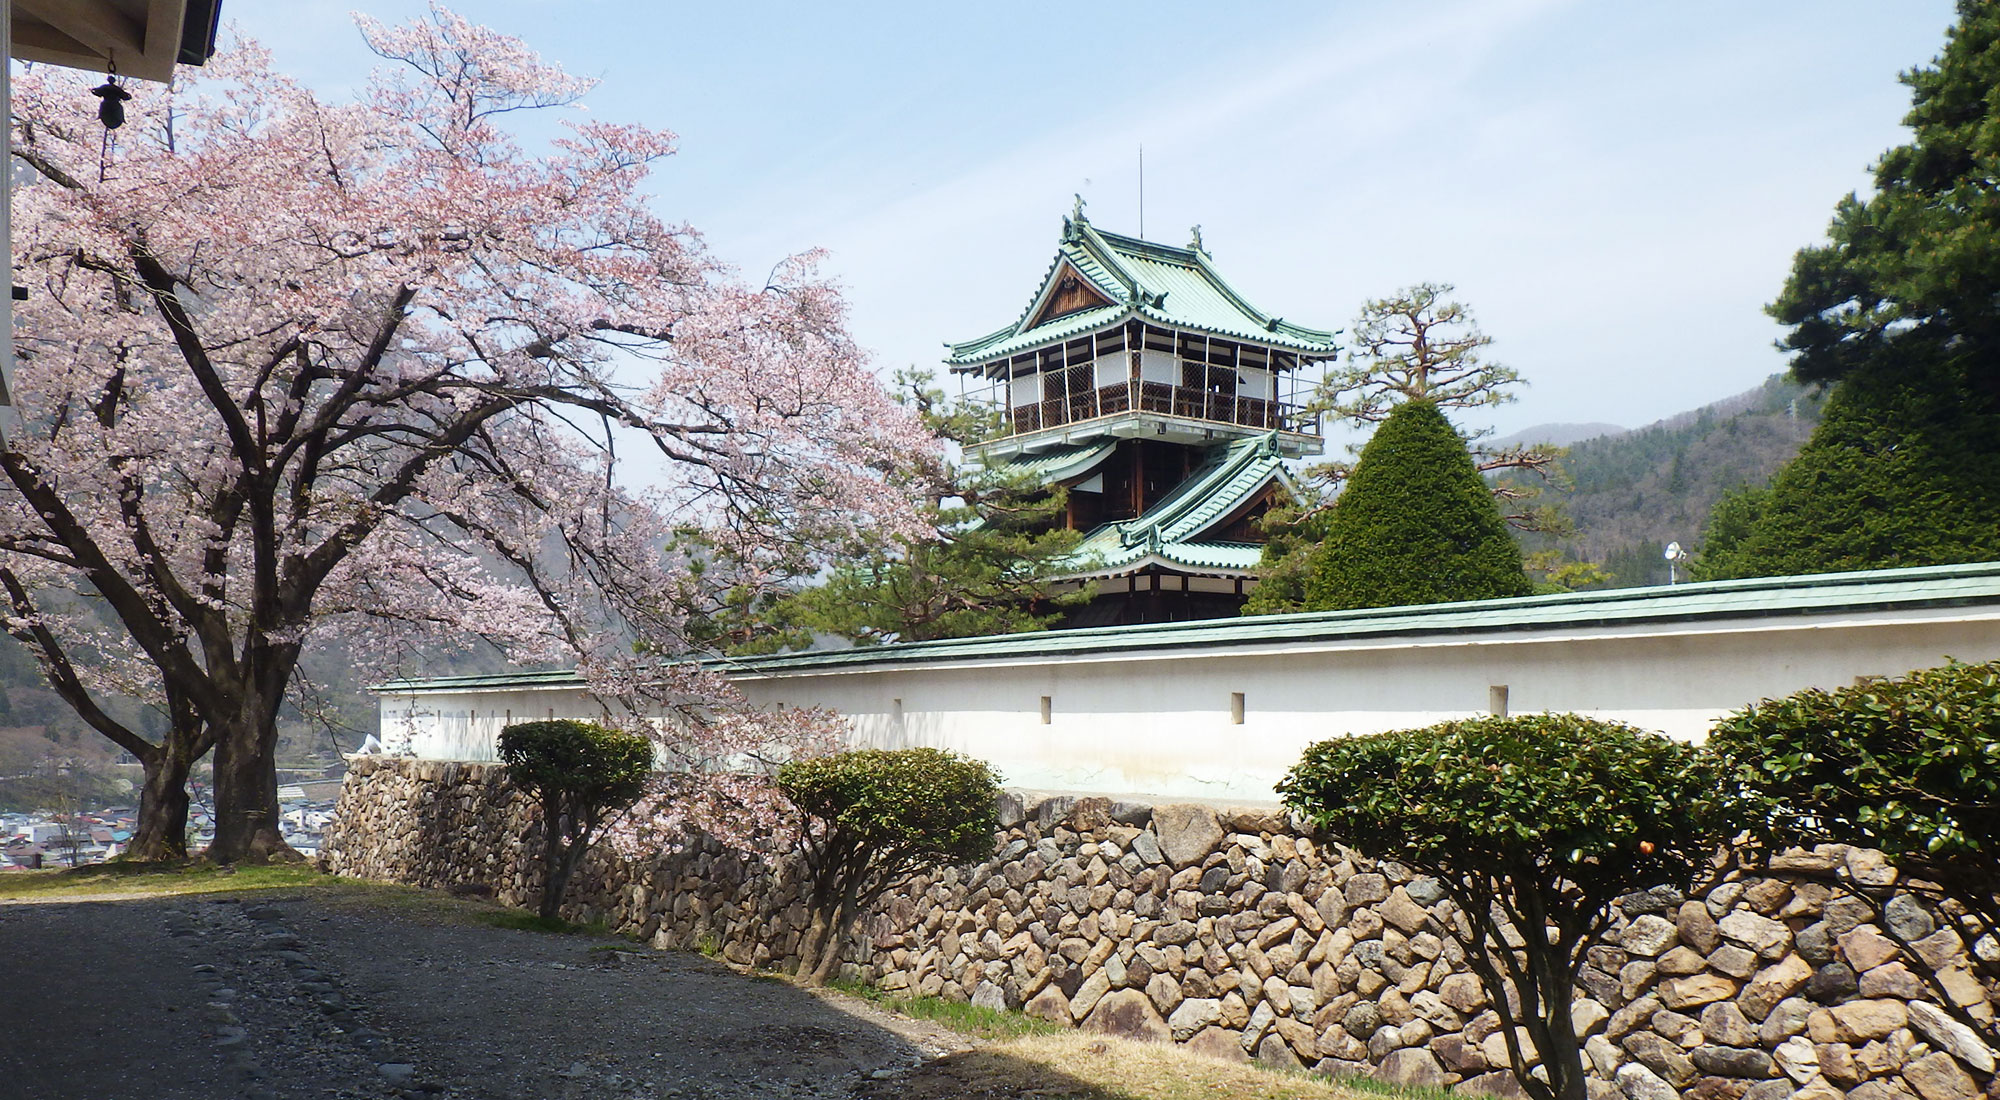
1504,375,1825,588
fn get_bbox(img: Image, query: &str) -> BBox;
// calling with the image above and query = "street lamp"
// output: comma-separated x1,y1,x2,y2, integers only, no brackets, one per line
1664,541,1690,585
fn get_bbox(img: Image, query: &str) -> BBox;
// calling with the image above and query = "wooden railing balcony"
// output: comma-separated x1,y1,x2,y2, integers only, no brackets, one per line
1006,381,1312,437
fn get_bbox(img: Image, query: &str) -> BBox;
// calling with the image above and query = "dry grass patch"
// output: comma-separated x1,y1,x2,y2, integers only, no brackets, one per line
858,1029,1380,1100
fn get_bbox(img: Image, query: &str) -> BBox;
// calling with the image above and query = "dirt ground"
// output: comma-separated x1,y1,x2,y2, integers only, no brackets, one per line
0,887,990,1100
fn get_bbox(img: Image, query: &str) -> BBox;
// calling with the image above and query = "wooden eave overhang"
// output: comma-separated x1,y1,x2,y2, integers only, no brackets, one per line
13,0,223,83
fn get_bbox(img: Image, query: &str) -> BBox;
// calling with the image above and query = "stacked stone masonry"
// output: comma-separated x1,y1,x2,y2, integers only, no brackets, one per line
323,757,2000,1100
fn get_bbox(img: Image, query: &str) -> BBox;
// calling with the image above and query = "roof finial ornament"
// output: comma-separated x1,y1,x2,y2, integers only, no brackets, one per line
1189,224,1204,253
1072,193,1088,223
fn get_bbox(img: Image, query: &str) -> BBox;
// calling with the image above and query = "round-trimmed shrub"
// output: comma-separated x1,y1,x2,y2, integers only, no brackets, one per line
498,719,653,920
778,747,1001,984
1280,714,1744,1100
1710,659,2000,866
1710,658,2000,1041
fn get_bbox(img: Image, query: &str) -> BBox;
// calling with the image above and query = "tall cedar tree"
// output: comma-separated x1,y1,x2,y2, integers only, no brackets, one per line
1296,401,1531,611
1771,1,2000,396
1713,2,2000,577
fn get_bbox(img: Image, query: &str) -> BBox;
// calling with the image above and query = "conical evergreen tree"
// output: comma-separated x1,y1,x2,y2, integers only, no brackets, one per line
1696,358,2000,580
1301,400,1532,610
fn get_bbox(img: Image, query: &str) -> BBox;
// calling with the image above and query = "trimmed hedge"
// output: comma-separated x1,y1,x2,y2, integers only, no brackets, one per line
1280,714,1745,1100
779,747,1001,983
498,719,653,919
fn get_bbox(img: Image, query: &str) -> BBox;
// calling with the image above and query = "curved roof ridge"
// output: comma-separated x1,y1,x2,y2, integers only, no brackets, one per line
946,212,1340,367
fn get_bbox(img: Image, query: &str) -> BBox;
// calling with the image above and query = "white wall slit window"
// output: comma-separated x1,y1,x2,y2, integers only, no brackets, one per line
1489,685,1509,717
1040,696,1052,725
1230,692,1245,725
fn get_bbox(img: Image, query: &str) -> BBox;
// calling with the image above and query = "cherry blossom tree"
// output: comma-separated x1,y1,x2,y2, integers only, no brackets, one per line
3,10,927,862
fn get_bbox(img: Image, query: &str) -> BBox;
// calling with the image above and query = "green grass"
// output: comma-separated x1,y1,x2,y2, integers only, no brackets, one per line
0,860,518,931
0,860,327,901
1318,1070,1463,1100
827,977,1062,1041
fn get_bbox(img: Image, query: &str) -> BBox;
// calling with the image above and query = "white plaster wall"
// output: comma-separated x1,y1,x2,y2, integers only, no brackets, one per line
379,605,2000,803
379,687,604,762
1139,350,1176,384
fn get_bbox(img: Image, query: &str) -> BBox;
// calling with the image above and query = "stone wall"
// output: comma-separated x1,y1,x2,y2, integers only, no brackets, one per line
323,757,1999,1100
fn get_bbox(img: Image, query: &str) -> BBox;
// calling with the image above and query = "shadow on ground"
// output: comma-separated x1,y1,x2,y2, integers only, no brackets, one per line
0,884,1120,1100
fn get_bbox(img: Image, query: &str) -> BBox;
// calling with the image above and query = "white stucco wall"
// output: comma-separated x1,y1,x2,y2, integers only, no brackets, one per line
377,598,2000,803
378,688,608,762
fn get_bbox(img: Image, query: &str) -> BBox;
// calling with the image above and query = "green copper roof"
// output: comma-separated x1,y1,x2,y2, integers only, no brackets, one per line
946,214,1340,368
1128,434,1292,548
718,561,2000,675
373,562,2000,690
1062,538,1265,578
1008,433,1292,580
987,439,1119,485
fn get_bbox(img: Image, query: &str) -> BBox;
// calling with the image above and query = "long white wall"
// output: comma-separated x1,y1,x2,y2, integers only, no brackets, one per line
377,593,2000,804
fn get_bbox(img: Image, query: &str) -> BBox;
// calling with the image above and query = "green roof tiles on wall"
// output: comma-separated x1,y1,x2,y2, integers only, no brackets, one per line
375,564,2000,694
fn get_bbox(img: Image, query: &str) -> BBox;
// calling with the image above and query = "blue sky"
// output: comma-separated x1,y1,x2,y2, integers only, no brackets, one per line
235,1,1956,438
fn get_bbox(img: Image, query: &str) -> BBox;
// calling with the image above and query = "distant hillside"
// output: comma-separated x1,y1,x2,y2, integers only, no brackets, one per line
1506,375,1825,588
1488,421,1626,449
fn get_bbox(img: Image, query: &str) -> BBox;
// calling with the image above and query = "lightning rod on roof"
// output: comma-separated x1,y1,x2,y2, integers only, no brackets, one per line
1138,144,1145,239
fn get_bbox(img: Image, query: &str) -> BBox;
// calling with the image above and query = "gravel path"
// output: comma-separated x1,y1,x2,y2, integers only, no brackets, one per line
0,889,971,1100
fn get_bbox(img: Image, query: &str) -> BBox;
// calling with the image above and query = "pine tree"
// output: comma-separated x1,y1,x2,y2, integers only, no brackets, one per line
1704,3,2000,579
727,369,1088,649
1770,1,2000,394
1300,401,1532,610
1250,286,1558,612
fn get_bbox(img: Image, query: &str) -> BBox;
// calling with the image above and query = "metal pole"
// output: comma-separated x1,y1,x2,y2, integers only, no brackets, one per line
1,0,16,445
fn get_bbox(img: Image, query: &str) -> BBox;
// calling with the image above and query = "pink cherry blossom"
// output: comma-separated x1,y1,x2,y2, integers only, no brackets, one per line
3,7,931,862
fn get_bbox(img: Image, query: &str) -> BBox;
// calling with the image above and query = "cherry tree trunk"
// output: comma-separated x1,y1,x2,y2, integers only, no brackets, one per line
207,714,295,864
537,802,571,921
795,908,832,983
127,746,197,861
804,882,862,987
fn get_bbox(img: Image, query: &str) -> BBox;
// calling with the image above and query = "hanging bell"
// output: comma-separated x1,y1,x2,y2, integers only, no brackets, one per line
92,78,131,130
